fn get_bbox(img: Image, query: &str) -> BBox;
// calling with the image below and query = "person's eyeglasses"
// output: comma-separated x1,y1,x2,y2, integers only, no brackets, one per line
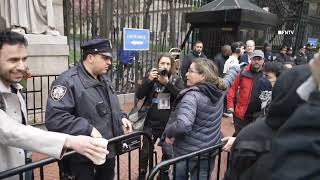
188,68,199,73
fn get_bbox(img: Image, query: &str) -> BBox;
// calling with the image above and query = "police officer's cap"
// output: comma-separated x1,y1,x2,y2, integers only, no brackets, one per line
81,38,113,58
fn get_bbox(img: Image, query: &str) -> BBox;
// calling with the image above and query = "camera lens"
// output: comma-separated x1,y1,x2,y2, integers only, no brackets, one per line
159,69,168,76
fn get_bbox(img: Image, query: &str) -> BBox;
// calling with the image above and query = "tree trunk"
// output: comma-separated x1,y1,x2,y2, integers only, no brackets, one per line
143,0,153,29
63,0,71,38
101,0,113,39
168,0,176,47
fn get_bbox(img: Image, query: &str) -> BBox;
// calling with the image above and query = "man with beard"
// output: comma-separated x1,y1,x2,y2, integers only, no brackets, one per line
136,53,184,180
227,50,272,135
181,41,206,83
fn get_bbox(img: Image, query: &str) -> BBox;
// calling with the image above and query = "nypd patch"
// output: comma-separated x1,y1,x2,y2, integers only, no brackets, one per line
51,85,67,101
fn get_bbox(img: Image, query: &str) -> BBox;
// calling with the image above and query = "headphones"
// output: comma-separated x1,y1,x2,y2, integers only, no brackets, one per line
236,46,241,53
232,42,242,54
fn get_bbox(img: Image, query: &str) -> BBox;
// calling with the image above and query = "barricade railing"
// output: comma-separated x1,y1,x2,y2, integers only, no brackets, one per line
0,131,153,180
148,142,228,180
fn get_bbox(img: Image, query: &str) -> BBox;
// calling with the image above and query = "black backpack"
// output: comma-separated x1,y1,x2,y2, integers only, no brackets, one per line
224,118,274,180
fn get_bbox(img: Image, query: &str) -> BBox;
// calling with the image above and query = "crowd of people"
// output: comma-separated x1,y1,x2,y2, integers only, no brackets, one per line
1,28,320,180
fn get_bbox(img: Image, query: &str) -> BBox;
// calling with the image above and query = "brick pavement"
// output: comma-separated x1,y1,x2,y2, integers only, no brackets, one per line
31,102,235,180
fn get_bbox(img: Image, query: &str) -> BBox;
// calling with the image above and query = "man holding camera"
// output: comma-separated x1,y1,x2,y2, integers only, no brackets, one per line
136,53,184,180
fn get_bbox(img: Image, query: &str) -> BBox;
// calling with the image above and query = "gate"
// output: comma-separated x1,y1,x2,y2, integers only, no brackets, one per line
0,132,153,180
148,143,229,180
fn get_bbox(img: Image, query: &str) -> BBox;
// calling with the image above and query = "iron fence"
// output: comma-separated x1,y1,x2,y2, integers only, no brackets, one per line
23,75,59,125
0,131,154,180
61,0,320,93
250,0,320,53
63,0,211,93
148,142,229,180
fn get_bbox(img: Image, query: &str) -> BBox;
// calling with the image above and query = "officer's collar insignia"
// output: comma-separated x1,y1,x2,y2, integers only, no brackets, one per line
51,85,67,101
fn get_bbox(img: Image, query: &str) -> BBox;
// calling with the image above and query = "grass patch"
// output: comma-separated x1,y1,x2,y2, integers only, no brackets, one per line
69,49,81,66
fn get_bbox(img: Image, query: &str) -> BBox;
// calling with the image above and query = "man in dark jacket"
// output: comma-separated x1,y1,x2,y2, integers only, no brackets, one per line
214,44,232,77
181,40,206,82
275,46,291,64
263,42,274,62
45,38,132,180
294,46,308,65
286,47,294,61
224,64,311,180
136,53,184,180
227,50,272,135
271,56,320,179
305,43,314,62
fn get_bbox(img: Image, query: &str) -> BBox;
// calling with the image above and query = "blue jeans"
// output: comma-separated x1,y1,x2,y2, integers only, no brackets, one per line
174,156,215,180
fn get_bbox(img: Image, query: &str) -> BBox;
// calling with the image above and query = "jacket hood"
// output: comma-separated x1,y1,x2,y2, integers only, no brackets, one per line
195,82,223,104
173,82,222,110
266,64,311,130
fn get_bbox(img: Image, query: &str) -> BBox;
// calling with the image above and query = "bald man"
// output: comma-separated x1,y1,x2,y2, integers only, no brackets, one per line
240,40,255,64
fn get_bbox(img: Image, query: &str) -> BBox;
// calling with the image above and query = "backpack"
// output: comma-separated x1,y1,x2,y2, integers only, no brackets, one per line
224,118,274,180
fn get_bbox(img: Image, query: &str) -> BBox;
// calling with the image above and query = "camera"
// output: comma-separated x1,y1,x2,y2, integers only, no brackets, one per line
158,69,169,76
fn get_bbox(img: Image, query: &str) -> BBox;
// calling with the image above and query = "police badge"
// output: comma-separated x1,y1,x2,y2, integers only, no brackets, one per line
51,85,67,101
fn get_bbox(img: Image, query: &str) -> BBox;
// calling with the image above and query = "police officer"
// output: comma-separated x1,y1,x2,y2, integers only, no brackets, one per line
45,38,132,180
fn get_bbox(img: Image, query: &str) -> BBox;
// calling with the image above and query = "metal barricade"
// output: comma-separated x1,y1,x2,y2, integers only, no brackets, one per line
148,142,228,180
0,131,153,180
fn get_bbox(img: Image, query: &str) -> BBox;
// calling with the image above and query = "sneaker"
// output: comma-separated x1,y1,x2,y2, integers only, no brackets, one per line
223,110,233,118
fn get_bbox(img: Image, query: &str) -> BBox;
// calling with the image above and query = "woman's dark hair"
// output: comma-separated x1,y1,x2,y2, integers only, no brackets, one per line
263,61,285,77
0,30,28,49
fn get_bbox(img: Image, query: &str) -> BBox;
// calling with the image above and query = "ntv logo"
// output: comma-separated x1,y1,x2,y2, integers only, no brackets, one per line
278,30,295,35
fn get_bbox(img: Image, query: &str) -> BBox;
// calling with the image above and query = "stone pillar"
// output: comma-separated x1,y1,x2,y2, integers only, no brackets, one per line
24,34,69,124
25,34,69,75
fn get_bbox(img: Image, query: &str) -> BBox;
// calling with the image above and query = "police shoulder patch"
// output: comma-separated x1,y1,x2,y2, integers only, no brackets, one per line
51,85,67,101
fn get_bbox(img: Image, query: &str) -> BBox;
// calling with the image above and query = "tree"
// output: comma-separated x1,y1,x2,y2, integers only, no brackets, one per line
100,0,113,39
168,0,176,47
143,0,153,29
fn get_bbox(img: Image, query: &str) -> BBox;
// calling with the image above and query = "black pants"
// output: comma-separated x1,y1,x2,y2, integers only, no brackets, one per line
233,115,254,136
139,126,173,173
59,156,115,180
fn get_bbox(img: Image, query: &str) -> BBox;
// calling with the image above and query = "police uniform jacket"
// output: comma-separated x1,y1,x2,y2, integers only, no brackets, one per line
45,62,125,158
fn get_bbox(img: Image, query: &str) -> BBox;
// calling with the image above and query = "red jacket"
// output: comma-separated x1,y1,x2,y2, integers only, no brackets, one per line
227,65,269,120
